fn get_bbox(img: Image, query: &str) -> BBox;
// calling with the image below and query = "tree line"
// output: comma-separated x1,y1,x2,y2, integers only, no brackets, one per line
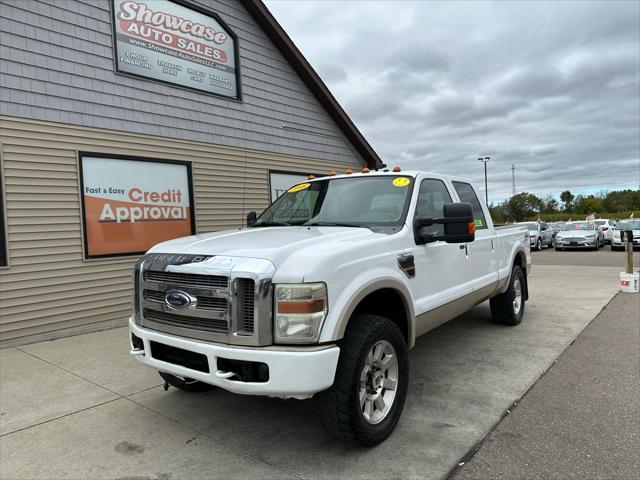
489,189,639,223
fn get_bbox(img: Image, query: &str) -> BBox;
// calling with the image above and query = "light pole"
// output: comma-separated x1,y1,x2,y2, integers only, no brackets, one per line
477,156,490,205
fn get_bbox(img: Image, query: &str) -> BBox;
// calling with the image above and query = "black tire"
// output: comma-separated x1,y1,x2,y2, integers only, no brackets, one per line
316,314,409,446
555,246,561,251
158,372,214,392
536,238,542,251
490,266,525,326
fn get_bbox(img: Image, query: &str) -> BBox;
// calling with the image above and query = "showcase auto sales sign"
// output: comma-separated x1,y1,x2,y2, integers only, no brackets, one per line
112,0,238,98
80,155,194,258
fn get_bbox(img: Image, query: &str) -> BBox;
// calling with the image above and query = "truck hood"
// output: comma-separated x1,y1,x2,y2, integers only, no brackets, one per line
149,226,392,281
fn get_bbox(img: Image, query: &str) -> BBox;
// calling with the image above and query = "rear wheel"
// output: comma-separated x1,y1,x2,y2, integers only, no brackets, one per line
158,372,214,392
316,314,408,446
490,266,525,326
536,238,542,251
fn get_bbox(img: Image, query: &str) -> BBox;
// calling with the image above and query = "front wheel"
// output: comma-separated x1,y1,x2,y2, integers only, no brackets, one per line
490,265,526,325
316,314,409,446
536,238,542,251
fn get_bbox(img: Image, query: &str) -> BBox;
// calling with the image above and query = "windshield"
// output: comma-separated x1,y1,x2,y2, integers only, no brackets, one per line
615,220,640,230
595,220,606,226
253,175,415,227
562,222,595,231
523,223,538,231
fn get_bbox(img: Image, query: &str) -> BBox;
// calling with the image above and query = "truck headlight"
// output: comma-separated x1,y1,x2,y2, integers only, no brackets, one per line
274,283,327,343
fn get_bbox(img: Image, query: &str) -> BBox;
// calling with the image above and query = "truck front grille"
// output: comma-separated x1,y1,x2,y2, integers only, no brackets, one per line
134,253,272,346
142,289,227,312
143,270,228,289
144,309,228,334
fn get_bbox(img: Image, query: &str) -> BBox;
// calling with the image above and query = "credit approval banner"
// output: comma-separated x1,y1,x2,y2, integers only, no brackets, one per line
111,0,238,98
79,154,195,258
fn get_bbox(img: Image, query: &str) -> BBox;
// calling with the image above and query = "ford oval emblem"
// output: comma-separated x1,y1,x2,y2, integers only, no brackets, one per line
164,290,195,309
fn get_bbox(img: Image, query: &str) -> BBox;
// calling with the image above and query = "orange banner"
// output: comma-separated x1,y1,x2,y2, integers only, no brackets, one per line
84,195,192,256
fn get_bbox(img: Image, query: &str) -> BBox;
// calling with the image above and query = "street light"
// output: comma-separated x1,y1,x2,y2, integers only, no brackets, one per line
477,156,490,205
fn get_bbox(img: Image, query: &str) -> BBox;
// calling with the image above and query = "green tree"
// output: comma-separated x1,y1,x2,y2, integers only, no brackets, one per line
574,195,603,215
505,192,543,221
602,189,640,212
560,190,575,213
541,196,559,214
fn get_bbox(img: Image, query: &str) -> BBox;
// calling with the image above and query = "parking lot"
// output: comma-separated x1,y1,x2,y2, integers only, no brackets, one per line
1,248,637,480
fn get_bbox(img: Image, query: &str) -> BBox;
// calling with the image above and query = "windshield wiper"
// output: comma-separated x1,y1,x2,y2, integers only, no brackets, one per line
304,221,364,228
252,221,291,227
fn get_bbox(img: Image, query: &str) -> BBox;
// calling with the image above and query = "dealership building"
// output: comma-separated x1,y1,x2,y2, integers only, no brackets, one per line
0,0,382,345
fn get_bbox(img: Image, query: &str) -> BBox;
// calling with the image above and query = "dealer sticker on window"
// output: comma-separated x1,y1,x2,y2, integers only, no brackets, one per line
288,183,311,193
392,177,411,187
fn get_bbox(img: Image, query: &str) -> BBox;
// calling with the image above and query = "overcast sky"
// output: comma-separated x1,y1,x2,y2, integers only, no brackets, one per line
265,0,640,203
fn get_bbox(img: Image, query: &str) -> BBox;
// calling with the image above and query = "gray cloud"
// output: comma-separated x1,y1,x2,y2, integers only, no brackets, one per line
266,0,640,202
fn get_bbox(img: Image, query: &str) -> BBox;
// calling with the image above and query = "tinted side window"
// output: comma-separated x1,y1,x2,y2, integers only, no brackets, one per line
452,181,488,230
414,179,452,236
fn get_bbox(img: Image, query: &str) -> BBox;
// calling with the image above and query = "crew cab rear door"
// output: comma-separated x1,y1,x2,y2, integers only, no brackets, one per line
410,177,473,335
450,180,498,293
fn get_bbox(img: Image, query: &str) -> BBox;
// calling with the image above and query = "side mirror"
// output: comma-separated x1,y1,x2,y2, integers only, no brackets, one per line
246,211,257,227
414,202,476,245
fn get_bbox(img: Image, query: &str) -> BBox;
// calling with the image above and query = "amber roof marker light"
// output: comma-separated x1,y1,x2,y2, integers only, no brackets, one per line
329,170,337,176
393,166,401,172
362,167,370,173
308,175,316,180
344,169,353,174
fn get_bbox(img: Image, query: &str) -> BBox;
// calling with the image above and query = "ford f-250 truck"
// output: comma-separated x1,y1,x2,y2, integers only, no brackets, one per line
129,170,531,445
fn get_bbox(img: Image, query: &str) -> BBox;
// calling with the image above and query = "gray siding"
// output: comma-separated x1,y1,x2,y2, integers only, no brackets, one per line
0,0,363,165
0,116,361,343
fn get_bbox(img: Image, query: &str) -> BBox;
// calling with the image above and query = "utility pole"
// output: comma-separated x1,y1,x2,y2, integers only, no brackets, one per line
511,164,516,196
478,156,490,205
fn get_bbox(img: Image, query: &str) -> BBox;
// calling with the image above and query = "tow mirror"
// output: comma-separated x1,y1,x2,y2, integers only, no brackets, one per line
246,211,257,227
414,202,476,245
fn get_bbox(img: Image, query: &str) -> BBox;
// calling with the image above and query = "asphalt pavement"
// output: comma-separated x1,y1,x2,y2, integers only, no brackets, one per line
532,245,639,268
452,290,640,480
0,250,634,480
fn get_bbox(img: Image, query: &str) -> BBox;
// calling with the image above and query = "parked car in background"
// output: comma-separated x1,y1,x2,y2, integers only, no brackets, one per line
594,219,617,244
517,222,553,250
611,220,640,251
555,221,603,250
548,222,565,245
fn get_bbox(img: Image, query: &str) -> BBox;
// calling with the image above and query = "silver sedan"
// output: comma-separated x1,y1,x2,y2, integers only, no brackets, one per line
554,222,603,250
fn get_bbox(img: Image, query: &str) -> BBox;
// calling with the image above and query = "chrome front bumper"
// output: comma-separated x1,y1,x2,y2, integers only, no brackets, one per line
129,319,340,399
555,238,596,248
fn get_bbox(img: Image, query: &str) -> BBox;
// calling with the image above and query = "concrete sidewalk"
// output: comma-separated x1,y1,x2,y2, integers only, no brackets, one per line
0,265,625,480
452,291,640,480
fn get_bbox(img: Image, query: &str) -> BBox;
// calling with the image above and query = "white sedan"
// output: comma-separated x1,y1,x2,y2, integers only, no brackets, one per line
555,222,603,250
611,220,640,251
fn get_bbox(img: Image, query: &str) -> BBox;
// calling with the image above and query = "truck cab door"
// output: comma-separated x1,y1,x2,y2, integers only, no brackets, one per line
451,181,498,294
410,178,472,336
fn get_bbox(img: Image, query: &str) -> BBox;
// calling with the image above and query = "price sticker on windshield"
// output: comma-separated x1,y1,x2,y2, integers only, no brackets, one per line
288,183,311,193
392,177,411,187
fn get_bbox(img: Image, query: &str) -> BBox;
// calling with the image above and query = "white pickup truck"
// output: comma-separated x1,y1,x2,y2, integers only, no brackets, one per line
129,170,531,445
